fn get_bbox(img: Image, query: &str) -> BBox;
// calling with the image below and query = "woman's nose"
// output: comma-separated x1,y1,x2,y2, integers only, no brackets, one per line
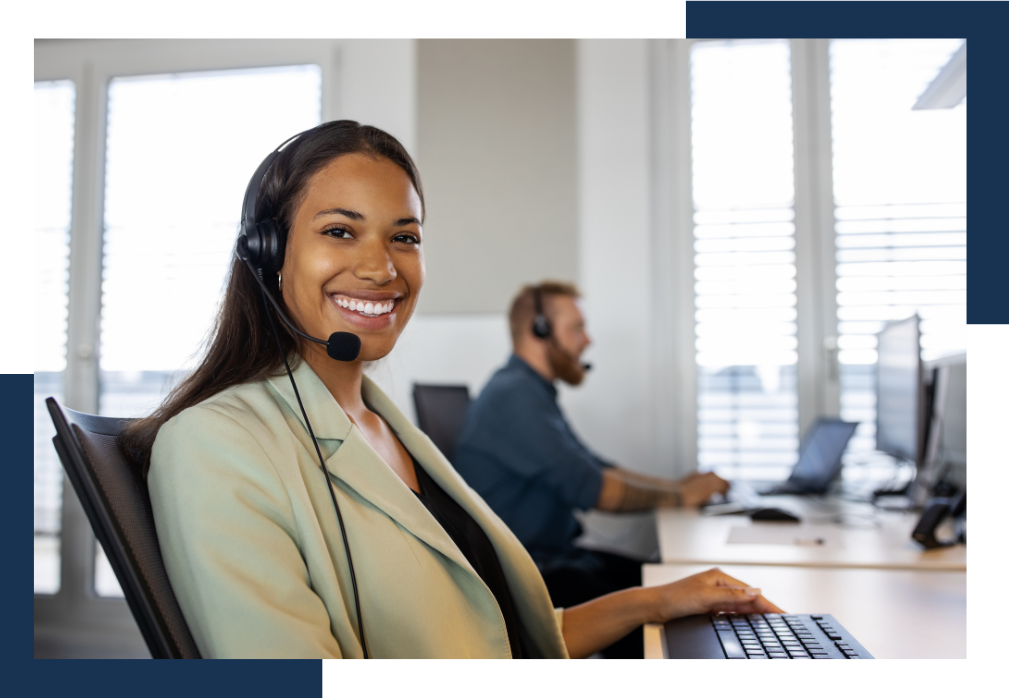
354,237,396,284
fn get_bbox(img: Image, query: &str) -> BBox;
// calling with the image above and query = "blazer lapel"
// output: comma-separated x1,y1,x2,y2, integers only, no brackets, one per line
267,361,478,578
325,427,484,577
266,359,353,446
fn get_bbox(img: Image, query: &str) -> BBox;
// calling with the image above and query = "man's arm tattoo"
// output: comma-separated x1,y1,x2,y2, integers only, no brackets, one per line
614,477,682,512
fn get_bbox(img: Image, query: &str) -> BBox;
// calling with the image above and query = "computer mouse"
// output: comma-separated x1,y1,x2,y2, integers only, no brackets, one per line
748,507,801,522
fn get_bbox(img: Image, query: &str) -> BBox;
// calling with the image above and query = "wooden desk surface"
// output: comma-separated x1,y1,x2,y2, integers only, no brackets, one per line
656,499,966,571
642,563,966,659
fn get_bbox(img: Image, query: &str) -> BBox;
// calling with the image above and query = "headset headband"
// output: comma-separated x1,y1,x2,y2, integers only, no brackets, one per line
239,133,304,242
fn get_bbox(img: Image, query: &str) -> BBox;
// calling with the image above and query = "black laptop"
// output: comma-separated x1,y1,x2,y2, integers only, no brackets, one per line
757,418,859,495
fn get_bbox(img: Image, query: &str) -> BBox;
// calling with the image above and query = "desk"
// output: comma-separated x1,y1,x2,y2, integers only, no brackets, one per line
642,563,966,659
657,499,966,571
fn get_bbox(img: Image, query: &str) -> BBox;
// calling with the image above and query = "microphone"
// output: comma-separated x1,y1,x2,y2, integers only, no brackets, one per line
236,241,361,362
323,331,363,362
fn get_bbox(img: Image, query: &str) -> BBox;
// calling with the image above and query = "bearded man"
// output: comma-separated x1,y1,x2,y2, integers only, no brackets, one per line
453,281,728,658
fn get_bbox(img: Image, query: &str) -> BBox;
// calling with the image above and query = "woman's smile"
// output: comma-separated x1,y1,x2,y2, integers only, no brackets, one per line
329,293,401,329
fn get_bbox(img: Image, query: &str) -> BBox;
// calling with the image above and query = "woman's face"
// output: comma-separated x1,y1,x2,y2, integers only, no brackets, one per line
280,153,425,362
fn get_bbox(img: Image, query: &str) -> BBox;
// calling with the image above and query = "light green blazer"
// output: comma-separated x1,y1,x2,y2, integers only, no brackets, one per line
148,359,569,659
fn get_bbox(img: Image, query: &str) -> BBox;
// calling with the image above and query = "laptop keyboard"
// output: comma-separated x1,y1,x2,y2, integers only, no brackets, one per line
711,613,868,659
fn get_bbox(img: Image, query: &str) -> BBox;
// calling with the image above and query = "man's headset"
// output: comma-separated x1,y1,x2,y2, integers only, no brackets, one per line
531,286,553,339
531,285,591,372
235,127,369,658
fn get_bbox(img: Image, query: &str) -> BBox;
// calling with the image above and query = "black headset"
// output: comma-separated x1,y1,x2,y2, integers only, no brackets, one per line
235,127,369,658
530,285,592,373
238,141,288,273
531,285,552,339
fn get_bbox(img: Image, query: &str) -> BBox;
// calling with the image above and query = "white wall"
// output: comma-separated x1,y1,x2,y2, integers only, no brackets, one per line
340,39,417,155
415,40,579,315
567,40,660,558
567,39,656,475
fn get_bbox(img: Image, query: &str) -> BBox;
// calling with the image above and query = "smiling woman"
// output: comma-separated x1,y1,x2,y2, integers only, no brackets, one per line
121,120,780,659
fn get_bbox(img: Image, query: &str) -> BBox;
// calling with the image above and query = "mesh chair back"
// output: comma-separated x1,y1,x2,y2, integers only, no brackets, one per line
46,398,201,659
412,384,471,461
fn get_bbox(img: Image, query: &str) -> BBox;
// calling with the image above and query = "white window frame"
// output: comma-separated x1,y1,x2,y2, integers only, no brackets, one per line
33,38,417,655
649,39,841,476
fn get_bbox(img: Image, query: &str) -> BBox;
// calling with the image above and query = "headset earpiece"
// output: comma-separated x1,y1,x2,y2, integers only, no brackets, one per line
241,219,284,272
238,140,296,273
532,286,551,339
532,313,551,339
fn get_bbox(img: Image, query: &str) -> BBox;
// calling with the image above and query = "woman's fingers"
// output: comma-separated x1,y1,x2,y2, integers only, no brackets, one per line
705,584,761,607
705,567,756,590
699,569,786,614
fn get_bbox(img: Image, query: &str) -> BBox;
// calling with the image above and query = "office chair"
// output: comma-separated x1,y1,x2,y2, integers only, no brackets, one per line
411,384,471,461
45,398,201,659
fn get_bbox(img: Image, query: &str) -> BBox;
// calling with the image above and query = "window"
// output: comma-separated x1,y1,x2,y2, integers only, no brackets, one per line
689,40,799,481
681,39,967,481
34,79,75,594
92,64,322,596
830,40,967,464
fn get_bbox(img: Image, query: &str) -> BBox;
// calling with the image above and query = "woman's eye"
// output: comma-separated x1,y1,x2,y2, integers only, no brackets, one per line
394,234,420,245
323,227,353,239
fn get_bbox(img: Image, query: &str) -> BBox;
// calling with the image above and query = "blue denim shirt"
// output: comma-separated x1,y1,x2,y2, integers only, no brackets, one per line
453,355,609,564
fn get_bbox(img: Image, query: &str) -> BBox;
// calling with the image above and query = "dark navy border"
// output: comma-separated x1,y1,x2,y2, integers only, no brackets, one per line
18,373,321,697
25,661,322,699
11,374,33,694
687,1,1006,323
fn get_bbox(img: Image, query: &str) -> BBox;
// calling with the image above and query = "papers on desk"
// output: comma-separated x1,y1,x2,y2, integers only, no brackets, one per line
727,524,842,548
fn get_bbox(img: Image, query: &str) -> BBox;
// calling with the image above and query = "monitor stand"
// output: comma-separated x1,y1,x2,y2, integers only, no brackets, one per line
872,472,930,510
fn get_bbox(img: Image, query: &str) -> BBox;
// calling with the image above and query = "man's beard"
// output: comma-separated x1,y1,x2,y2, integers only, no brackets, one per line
548,340,586,386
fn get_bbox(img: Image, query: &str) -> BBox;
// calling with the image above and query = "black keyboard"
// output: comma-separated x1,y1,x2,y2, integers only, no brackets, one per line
710,613,873,659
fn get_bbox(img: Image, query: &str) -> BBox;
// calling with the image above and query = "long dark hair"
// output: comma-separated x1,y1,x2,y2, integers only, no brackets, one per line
121,120,425,474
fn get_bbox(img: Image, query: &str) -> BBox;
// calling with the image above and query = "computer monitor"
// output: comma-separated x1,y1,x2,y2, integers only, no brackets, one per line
875,315,923,465
937,360,966,472
928,355,960,486
921,353,966,495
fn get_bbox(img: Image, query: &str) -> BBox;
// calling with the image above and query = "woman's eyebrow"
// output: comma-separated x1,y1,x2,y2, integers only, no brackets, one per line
313,207,363,220
312,209,420,227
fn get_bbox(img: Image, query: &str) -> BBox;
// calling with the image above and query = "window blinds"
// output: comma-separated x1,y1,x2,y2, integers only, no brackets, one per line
690,41,800,480
829,40,967,463
33,80,75,594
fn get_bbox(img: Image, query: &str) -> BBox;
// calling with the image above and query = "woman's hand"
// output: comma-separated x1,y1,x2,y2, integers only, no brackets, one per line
561,567,783,658
645,567,784,623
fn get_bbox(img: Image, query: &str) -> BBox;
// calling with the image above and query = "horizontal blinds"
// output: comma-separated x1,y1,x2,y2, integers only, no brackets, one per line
34,79,75,594
690,41,799,480
830,40,967,462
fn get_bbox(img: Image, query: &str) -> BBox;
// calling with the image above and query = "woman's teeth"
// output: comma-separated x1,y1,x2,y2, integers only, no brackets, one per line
335,297,395,317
